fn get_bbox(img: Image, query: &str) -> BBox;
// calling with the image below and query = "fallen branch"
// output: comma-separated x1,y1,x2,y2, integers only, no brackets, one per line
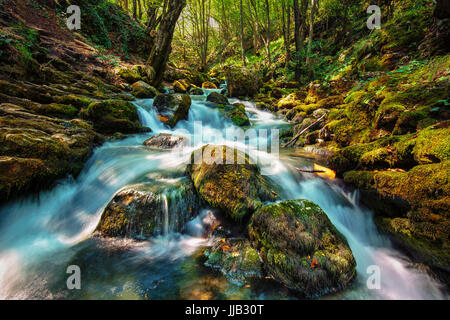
283,113,327,148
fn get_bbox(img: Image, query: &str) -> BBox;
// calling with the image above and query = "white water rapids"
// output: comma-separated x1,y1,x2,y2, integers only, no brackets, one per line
0,89,445,299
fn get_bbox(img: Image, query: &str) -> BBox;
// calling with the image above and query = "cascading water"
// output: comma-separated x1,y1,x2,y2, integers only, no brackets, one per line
162,195,169,236
0,90,446,300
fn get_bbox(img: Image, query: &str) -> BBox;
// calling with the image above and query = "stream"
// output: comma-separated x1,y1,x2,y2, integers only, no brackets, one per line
0,89,446,300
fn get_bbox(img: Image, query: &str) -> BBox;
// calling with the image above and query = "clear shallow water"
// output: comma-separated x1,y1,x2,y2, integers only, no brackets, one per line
0,92,446,300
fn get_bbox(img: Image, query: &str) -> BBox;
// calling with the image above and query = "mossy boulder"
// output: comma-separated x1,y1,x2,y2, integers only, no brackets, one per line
80,99,146,134
374,104,405,132
173,79,191,93
95,178,201,239
343,161,450,279
143,133,186,150
277,92,307,110
202,81,218,89
225,67,263,98
131,81,158,99
206,92,229,105
0,103,103,202
248,200,356,298
117,67,142,84
186,145,276,221
189,87,204,95
204,238,263,285
413,125,450,164
152,93,192,128
224,103,250,127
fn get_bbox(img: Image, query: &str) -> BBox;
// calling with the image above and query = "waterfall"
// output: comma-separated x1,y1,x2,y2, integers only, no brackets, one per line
162,194,169,236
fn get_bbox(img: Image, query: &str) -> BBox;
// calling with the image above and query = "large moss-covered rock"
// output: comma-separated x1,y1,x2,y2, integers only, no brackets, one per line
206,92,229,105
225,67,263,98
224,103,250,127
248,200,356,298
117,67,142,84
152,94,191,128
202,81,218,89
343,161,450,279
131,81,158,99
173,79,191,93
186,145,276,221
80,99,146,134
0,103,103,202
204,238,263,285
413,125,450,164
96,178,201,239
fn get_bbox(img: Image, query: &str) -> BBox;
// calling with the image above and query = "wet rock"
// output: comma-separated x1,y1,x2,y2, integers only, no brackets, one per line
131,81,158,99
173,80,190,93
224,103,250,127
202,81,218,89
143,133,186,150
186,145,276,222
343,162,450,278
152,93,191,128
80,99,147,134
204,238,263,285
189,87,204,95
95,178,201,239
206,92,229,105
248,200,356,298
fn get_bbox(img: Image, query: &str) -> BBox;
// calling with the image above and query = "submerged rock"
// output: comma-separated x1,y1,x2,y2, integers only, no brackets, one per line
204,238,263,285
248,200,356,298
143,133,186,150
96,178,201,239
186,145,276,221
153,93,191,128
131,81,158,99
206,92,229,105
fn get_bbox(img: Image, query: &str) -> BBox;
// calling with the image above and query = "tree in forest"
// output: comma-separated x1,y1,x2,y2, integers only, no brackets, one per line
189,0,212,71
147,0,187,87
240,0,246,66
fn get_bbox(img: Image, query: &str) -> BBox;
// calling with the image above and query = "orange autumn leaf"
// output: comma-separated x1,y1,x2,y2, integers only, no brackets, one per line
222,245,231,251
311,259,319,269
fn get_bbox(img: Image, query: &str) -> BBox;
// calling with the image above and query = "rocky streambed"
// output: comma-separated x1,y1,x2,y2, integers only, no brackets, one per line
0,88,446,300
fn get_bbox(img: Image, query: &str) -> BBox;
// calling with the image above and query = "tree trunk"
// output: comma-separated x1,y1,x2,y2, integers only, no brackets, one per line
434,0,450,19
240,0,246,66
265,0,272,68
132,0,137,19
147,0,187,87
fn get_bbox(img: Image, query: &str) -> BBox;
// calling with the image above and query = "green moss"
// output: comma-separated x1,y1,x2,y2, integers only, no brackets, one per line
80,99,143,134
413,126,450,164
248,200,356,298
